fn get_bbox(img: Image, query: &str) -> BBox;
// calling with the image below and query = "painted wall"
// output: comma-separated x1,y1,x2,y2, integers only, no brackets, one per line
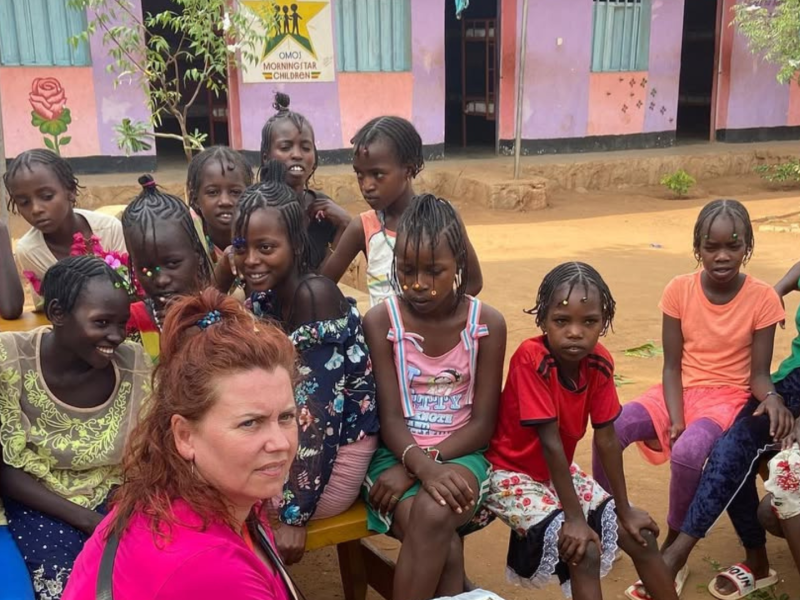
715,0,796,133
498,0,683,146
231,0,446,156
499,0,799,147
0,3,153,161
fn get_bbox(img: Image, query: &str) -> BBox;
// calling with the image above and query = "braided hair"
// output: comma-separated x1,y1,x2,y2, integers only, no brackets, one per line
41,255,126,318
3,149,82,213
186,145,253,211
234,159,311,274
527,262,616,335
692,199,754,264
393,193,469,302
259,92,318,182
350,116,424,177
121,175,213,289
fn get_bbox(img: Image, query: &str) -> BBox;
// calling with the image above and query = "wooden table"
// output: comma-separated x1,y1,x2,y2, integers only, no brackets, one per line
0,311,49,332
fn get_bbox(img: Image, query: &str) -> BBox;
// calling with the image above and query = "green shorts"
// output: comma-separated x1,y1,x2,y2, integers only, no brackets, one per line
361,444,492,534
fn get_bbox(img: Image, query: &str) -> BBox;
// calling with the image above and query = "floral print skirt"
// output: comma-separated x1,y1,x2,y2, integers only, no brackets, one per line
485,464,618,598
765,443,800,520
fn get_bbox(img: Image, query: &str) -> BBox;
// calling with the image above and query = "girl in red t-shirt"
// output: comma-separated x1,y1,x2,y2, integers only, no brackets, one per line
485,263,677,600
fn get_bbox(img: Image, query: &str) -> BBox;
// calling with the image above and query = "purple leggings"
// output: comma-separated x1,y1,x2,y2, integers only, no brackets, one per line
591,402,723,531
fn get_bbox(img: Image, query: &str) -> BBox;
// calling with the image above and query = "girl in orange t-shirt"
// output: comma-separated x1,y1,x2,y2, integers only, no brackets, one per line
592,200,792,598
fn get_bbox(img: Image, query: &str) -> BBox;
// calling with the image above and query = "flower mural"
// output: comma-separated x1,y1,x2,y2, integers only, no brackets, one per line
29,78,72,155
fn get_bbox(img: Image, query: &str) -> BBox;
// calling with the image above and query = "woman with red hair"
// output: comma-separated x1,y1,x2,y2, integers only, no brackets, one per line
63,288,300,600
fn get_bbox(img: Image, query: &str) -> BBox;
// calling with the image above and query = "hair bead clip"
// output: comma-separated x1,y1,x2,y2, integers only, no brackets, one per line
431,290,437,296
232,236,246,250
732,232,738,240
197,310,222,330
561,299,569,305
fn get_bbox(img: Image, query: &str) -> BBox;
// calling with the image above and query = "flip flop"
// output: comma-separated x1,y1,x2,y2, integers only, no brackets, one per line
707,564,779,600
624,564,689,600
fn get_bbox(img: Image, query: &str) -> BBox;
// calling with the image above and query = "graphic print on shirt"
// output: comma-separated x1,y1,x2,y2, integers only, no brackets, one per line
405,365,466,436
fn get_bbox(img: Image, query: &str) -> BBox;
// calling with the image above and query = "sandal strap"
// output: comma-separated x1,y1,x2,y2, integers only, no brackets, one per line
717,564,755,594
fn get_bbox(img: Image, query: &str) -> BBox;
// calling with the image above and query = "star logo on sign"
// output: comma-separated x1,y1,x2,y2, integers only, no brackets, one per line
245,1,327,58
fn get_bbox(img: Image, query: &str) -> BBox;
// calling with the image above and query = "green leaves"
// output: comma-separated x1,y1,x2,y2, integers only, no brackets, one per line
734,0,800,85
68,0,273,159
43,137,56,152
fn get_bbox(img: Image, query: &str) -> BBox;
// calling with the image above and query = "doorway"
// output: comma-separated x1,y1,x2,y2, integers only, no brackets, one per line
141,0,229,160
676,0,719,141
444,1,499,154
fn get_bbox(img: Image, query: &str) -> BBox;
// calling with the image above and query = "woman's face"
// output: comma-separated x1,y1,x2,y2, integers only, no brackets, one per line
174,367,298,510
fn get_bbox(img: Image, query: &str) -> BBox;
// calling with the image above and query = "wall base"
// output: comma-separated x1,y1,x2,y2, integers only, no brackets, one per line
498,131,676,155
716,126,800,144
5,155,158,175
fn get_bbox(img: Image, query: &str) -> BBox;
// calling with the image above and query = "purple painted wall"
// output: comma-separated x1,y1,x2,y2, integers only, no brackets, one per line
643,0,684,133
518,0,593,140
88,3,154,157
233,0,445,154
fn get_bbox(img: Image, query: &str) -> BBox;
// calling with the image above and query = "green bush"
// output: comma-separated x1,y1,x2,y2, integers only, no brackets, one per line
660,169,696,198
755,160,800,184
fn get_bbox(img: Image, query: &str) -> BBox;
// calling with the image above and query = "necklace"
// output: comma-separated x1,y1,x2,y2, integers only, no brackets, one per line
145,298,163,332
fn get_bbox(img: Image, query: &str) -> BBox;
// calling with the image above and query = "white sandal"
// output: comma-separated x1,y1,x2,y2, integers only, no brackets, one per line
707,563,779,600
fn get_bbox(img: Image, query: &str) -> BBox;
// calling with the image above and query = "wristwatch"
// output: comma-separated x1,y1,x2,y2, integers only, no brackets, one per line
424,447,443,463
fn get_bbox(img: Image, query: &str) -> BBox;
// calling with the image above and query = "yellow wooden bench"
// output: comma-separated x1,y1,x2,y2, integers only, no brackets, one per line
306,501,394,600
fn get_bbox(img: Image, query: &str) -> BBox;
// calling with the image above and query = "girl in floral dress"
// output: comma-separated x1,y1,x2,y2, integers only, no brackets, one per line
231,160,378,565
3,149,128,310
0,256,150,599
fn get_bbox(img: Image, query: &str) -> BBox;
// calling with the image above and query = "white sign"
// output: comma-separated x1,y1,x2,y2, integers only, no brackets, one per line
242,1,335,83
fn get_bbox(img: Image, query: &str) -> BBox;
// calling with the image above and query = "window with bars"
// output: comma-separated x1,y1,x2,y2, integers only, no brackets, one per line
591,0,651,72
0,0,91,67
334,0,411,72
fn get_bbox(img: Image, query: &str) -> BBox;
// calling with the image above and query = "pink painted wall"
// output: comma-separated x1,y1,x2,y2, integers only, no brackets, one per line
715,0,794,132
0,2,154,161
232,0,446,155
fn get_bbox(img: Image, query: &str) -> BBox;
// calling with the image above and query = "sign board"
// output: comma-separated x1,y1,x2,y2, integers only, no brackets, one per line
241,1,335,83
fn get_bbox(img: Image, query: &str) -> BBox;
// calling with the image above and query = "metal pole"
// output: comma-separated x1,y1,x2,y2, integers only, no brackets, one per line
513,0,529,179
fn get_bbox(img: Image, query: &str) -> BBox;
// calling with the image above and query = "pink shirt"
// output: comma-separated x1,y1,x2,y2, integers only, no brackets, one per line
385,295,489,447
63,500,290,600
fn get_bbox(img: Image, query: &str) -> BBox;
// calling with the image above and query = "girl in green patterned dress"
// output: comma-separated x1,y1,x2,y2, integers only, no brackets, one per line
0,256,151,600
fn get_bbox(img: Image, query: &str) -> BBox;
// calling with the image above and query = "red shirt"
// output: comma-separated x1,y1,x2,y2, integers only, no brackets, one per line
486,336,621,482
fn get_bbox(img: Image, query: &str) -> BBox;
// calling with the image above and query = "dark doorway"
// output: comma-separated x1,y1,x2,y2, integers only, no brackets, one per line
444,1,498,153
141,0,229,159
676,0,719,141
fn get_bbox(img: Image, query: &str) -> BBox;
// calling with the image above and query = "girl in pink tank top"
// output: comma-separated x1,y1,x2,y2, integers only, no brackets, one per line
361,194,507,600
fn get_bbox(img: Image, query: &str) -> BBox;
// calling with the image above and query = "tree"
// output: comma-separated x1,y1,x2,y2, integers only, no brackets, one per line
734,0,800,85
68,0,272,161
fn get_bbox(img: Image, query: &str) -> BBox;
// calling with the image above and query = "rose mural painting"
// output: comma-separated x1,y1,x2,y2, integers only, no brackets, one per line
29,77,72,155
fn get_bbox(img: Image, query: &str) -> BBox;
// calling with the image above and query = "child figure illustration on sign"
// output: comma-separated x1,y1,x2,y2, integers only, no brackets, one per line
282,5,290,34
291,4,302,35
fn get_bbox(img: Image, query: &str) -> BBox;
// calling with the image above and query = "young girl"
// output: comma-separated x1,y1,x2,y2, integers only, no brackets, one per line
361,194,506,600
123,175,214,363
591,199,788,597
186,145,253,265
656,259,800,599
0,255,151,599
323,116,483,307
3,149,127,310
232,161,379,565
260,92,350,272
486,262,677,600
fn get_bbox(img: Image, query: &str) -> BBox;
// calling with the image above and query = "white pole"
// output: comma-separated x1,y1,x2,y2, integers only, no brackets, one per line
513,0,530,180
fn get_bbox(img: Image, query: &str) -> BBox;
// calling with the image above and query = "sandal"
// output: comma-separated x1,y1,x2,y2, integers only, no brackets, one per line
624,564,689,600
707,563,778,600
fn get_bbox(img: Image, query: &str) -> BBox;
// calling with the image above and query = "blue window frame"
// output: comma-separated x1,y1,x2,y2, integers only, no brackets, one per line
334,0,411,72
0,0,91,66
591,0,651,72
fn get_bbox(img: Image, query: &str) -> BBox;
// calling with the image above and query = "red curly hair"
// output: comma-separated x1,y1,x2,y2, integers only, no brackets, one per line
109,287,297,538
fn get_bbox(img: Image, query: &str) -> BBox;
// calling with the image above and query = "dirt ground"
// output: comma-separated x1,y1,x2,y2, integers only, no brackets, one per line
289,174,800,600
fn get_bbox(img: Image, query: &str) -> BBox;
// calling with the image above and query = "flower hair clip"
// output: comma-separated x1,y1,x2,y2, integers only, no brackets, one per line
232,236,246,250
197,310,222,330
